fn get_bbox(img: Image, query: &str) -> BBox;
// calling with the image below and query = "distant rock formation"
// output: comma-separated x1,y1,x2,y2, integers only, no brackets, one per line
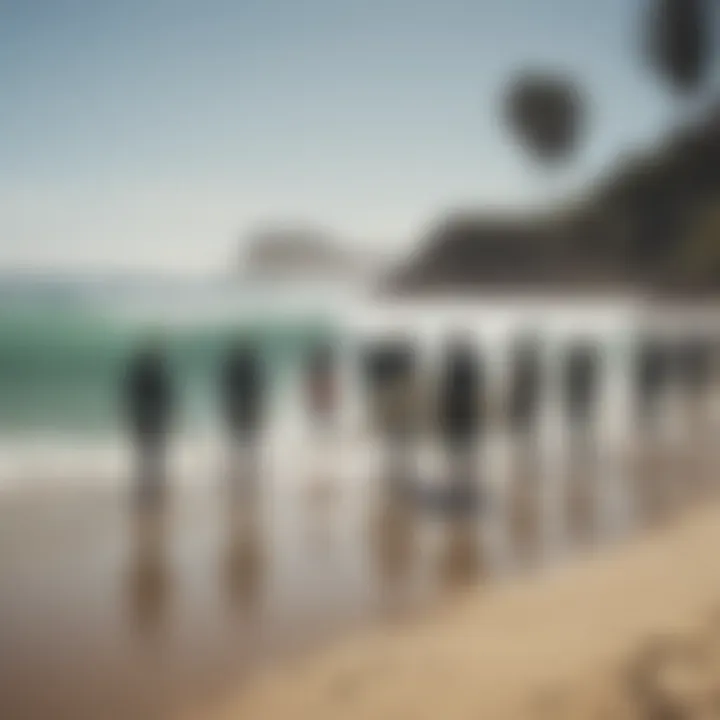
390,104,720,297
388,213,630,295
241,226,371,283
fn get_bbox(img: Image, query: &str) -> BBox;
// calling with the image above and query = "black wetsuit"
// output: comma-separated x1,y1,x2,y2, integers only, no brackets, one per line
635,339,671,420
675,339,715,396
363,342,417,441
125,349,173,448
564,344,599,427
508,340,542,432
220,344,265,441
305,344,337,427
124,347,173,502
439,343,482,449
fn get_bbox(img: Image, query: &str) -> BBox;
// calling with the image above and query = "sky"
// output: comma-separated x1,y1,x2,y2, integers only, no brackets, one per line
0,0,695,273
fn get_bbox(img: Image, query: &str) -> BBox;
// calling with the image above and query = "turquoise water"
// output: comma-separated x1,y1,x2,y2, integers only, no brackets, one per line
0,278,339,436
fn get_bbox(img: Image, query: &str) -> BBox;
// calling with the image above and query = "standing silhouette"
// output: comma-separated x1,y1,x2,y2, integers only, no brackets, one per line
676,337,714,398
124,340,174,505
362,339,420,491
438,338,483,499
635,337,672,426
507,336,543,436
304,342,338,432
563,342,600,434
219,339,266,483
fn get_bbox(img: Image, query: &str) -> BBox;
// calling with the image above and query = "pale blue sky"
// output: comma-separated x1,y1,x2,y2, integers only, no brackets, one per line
0,0,694,272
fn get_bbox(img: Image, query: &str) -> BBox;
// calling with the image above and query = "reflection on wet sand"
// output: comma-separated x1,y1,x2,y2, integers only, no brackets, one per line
222,497,264,616
683,392,716,500
127,502,172,634
634,408,689,527
370,467,490,611
507,436,544,569
565,435,600,548
302,480,338,556
224,447,255,498
371,490,418,609
437,519,485,591
2,399,720,720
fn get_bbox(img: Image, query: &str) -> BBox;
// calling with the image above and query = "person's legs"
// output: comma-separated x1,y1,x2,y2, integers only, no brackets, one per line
135,433,166,508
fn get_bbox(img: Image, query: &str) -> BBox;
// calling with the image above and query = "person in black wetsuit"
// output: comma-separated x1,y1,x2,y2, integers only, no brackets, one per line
438,337,483,497
635,336,672,426
304,341,338,432
563,342,600,434
507,336,543,437
219,338,266,481
674,336,719,435
124,340,174,504
362,339,419,490
675,337,715,397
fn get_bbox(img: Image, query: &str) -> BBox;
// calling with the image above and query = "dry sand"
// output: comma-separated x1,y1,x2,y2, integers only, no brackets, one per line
198,503,720,720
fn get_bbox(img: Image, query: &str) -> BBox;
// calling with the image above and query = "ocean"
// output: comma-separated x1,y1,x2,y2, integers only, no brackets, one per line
0,275,665,490
0,275,352,486
0,275,345,434
0,280,713,720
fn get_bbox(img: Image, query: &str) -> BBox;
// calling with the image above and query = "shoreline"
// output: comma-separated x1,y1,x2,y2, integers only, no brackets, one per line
199,502,720,719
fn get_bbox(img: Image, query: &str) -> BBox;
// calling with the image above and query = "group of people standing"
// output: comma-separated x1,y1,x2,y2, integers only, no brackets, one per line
123,330,713,507
124,337,342,503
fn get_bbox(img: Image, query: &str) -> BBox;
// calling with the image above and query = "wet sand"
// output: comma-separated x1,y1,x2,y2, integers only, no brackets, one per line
0,450,504,720
199,501,720,720
0,420,717,720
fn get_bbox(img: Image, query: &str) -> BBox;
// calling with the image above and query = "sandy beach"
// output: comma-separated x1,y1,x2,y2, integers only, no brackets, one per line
0,424,716,720
7,1,720,717
200,501,720,720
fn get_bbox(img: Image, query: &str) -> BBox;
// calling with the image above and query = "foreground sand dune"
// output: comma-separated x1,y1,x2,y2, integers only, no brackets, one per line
198,503,720,720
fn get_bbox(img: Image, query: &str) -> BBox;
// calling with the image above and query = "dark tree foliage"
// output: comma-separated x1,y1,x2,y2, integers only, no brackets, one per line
504,72,585,164
646,0,711,93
